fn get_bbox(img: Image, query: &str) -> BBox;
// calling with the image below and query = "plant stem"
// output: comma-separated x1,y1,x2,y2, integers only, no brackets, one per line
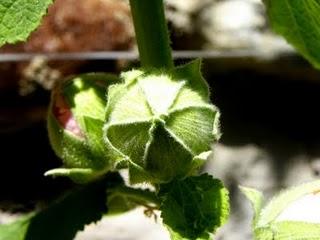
129,0,174,69
111,186,161,207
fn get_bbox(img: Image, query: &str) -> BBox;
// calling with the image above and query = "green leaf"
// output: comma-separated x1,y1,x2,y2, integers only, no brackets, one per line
264,0,320,69
258,180,320,227
271,221,320,240
240,186,264,226
0,0,52,46
159,174,229,240
254,227,273,240
167,227,211,240
0,174,122,240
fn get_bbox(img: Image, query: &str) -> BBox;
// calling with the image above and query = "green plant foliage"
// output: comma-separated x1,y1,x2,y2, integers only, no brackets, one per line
104,60,220,184
239,186,264,226
158,174,229,240
46,73,120,183
264,0,320,69
258,180,320,227
242,180,320,240
272,221,320,240
0,0,52,46
0,173,123,240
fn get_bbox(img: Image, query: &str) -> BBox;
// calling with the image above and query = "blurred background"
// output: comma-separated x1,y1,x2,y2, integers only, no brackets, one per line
1,0,320,239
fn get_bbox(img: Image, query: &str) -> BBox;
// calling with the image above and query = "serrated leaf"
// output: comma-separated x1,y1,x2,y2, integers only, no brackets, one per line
240,186,264,227
264,0,320,69
0,0,52,46
258,180,320,227
0,174,123,240
159,174,229,239
167,227,211,240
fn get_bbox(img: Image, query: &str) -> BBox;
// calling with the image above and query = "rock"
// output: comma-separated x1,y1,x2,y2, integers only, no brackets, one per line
75,208,170,240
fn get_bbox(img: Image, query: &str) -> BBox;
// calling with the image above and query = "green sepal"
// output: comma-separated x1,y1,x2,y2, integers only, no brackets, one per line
159,174,230,240
128,161,157,184
44,168,95,184
105,80,153,125
106,121,152,165
104,60,220,184
47,73,120,183
172,59,210,101
144,124,194,183
165,106,218,155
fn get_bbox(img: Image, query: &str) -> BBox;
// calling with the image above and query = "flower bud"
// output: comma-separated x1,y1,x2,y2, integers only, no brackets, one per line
103,60,220,184
46,73,119,183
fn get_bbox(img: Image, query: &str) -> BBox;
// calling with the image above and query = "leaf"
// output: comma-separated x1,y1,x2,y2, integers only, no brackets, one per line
0,0,52,46
254,227,273,240
240,186,264,226
271,221,320,240
0,173,122,240
264,0,320,69
258,180,320,227
167,227,211,240
159,174,230,240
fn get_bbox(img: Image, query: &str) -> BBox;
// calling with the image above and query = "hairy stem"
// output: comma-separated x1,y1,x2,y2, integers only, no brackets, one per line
111,186,161,207
129,0,174,69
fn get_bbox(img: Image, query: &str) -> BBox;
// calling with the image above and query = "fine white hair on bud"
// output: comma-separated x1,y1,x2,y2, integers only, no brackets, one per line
104,59,220,184
46,73,119,183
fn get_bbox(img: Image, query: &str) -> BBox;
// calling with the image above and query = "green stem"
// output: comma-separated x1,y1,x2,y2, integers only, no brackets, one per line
111,186,161,207
129,0,174,69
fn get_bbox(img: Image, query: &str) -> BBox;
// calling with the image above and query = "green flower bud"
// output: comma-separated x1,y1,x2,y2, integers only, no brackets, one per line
104,60,220,184
46,73,119,183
